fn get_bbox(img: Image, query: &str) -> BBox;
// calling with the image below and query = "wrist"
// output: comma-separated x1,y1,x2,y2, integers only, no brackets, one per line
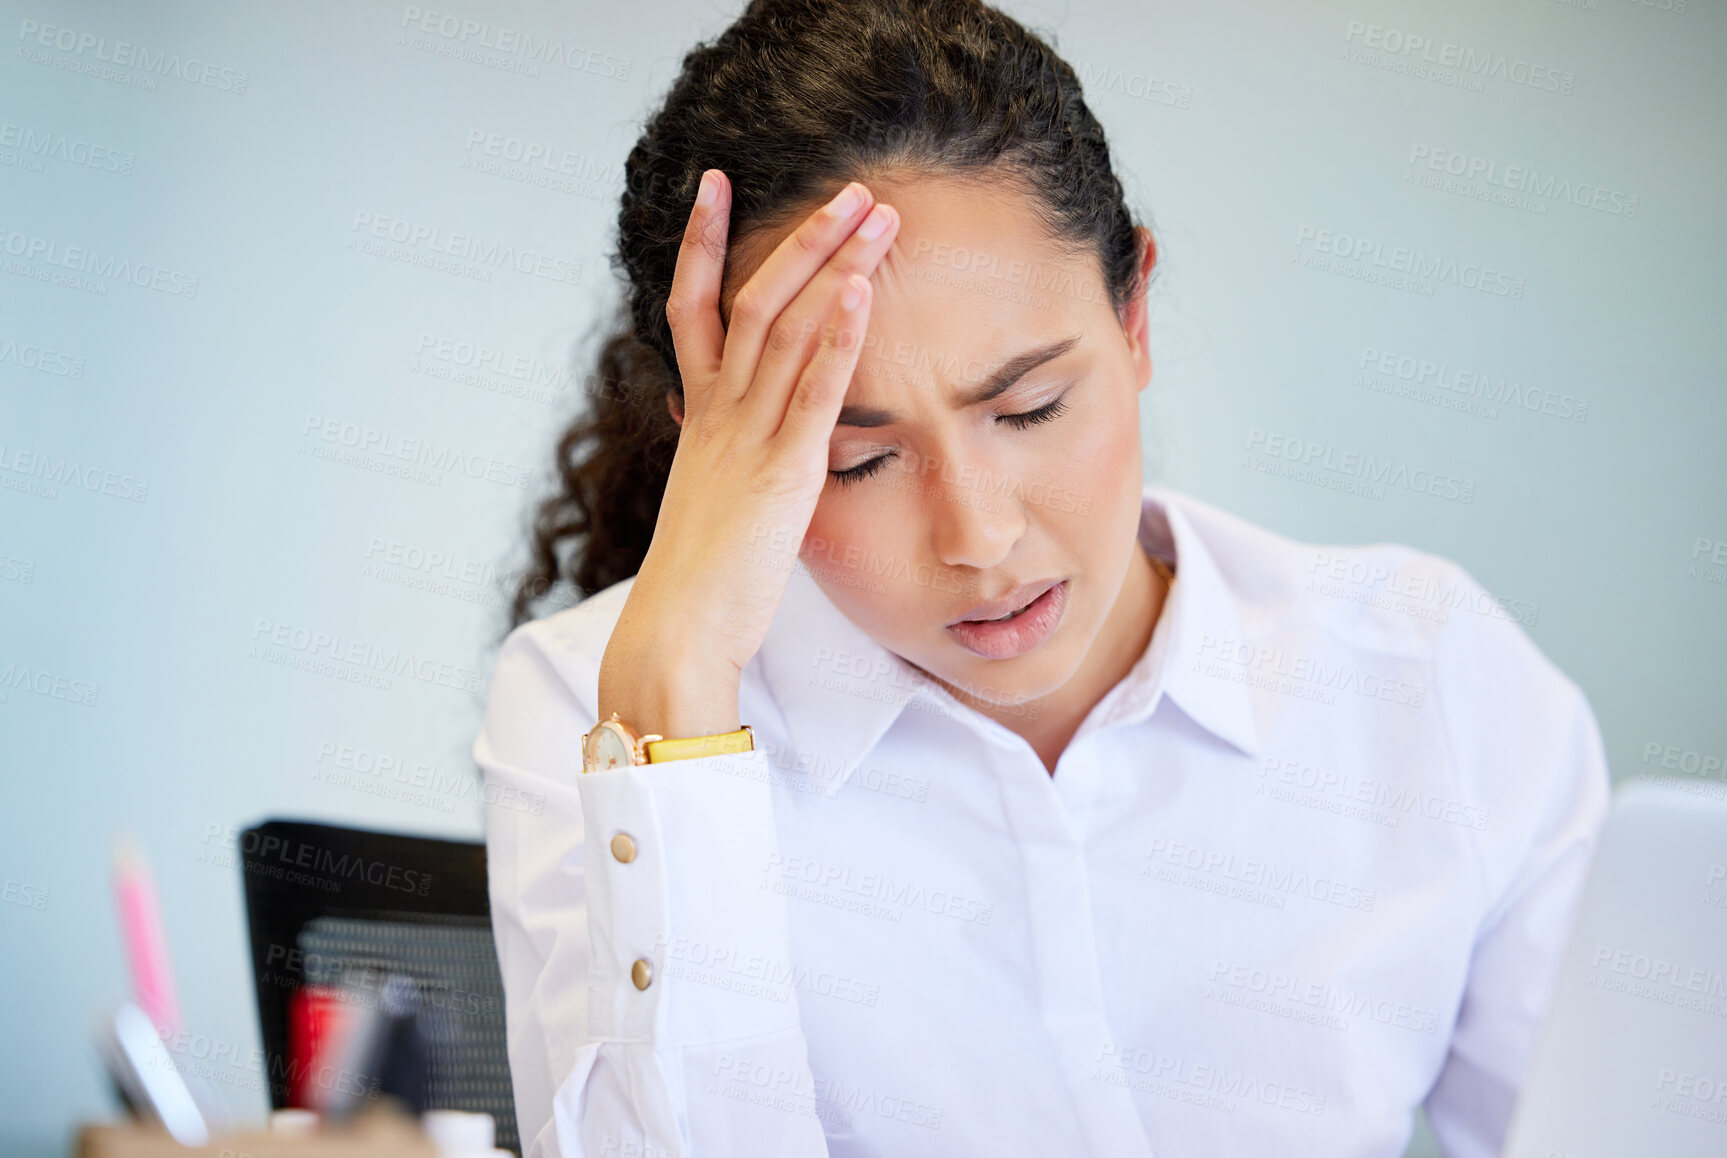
597,643,742,743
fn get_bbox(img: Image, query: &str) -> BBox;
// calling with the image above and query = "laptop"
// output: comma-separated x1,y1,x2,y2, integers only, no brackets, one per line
1500,774,1727,1157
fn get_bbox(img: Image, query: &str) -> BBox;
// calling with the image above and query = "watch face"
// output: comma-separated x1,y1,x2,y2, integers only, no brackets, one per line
585,722,635,772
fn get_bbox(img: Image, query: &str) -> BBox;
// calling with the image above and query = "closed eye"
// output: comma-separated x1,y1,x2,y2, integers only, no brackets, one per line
829,392,1072,488
830,454,894,488
996,395,1069,430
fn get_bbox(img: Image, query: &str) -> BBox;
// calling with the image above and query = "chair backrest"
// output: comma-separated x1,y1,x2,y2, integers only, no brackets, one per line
1499,777,1727,1157
239,819,518,1154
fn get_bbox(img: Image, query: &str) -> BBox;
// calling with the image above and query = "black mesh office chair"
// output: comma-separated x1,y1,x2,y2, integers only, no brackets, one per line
238,819,519,1154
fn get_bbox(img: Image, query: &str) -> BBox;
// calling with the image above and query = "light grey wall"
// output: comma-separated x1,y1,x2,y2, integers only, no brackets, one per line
1,0,1720,1154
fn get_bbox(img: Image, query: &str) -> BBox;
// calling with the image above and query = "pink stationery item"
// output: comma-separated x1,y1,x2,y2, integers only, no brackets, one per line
112,834,182,1037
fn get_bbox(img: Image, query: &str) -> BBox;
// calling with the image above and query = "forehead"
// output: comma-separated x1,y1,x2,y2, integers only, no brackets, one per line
720,173,1101,402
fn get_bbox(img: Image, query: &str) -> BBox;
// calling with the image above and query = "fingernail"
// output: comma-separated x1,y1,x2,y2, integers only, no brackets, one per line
856,204,891,241
826,182,863,218
696,170,718,207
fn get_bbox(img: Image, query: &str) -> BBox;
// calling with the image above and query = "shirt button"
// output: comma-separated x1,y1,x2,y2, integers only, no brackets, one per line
631,959,653,990
610,832,637,863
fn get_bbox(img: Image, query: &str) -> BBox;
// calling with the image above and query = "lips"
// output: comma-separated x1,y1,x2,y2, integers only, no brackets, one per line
948,578,1062,626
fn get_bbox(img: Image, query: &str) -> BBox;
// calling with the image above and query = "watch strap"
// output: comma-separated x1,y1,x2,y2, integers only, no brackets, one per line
643,725,754,763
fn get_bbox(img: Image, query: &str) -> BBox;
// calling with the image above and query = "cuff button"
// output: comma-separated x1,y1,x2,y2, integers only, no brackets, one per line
631,958,653,990
610,832,637,863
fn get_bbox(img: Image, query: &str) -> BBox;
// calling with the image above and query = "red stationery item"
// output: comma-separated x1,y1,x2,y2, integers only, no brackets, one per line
285,985,350,1108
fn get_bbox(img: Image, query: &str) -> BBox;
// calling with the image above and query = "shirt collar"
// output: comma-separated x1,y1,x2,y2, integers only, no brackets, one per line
752,485,1260,793
1107,485,1261,758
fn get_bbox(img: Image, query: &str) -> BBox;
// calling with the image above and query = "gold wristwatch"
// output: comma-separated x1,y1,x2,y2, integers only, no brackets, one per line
581,711,755,773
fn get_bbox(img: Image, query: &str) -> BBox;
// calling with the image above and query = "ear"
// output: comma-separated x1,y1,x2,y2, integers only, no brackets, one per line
1119,226,1158,395
666,389,685,427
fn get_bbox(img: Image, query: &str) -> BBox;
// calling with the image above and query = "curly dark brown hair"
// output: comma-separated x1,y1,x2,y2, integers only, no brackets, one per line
506,0,1151,630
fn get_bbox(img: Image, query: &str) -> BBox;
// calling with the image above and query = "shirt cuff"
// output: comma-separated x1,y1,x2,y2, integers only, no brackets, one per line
577,746,803,1047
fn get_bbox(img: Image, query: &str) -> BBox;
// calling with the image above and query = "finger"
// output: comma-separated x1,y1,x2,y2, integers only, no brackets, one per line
738,201,900,433
718,180,875,412
663,168,731,417
773,273,872,455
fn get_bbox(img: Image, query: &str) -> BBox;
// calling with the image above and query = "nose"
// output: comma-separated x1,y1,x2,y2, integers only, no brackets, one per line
923,450,1027,571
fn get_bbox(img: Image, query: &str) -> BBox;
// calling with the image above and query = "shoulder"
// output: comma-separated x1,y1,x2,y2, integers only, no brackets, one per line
1172,487,1594,768
1171,489,1555,682
1172,489,1603,848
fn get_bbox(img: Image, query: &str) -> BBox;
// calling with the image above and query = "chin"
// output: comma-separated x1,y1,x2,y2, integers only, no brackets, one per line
913,608,1087,707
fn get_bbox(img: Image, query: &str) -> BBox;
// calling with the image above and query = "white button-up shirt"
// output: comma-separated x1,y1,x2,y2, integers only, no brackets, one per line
472,485,1611,1158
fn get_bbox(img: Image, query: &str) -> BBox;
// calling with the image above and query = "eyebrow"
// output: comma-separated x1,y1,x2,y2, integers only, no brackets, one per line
836,334,1083,428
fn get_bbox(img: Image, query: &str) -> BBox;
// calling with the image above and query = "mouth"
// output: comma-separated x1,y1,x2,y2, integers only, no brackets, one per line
948,578,1064,627
945,579,1069,660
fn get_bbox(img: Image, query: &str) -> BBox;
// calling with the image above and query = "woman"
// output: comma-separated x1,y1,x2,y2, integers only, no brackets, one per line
473,1,1610,1155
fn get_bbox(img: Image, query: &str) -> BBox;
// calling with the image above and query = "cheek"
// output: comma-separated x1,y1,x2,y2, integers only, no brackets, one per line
1018,393,1140,524
801,497,953,641
799,502,914,630
801,501,865,568
1071,393,1141,483
1027,393,1142,583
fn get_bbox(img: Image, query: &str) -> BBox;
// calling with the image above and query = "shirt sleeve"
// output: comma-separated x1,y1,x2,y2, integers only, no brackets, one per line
1422,641,1613,1158
473,620,832,1158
